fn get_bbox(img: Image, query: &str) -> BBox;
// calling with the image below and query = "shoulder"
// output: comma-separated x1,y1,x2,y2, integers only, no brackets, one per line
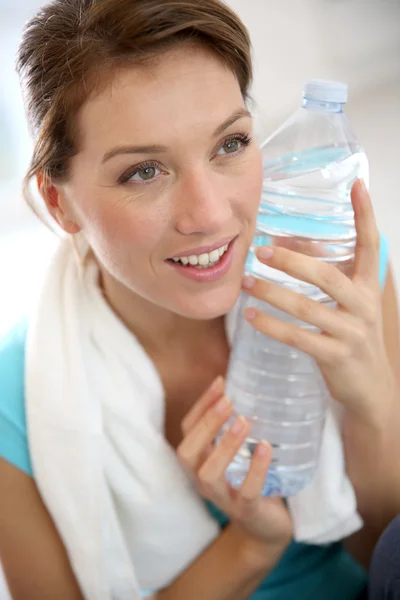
0,320,33,477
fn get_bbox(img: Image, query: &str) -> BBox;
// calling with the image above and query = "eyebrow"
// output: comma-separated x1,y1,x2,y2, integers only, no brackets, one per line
101,108,252,164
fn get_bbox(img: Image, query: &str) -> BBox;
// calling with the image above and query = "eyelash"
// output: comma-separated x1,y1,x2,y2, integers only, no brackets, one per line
118,133,252,185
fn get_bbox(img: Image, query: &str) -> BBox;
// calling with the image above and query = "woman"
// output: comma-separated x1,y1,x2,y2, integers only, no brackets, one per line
0,1,399,599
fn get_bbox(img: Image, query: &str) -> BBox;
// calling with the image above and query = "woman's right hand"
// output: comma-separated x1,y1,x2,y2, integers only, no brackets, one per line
177,376,293,556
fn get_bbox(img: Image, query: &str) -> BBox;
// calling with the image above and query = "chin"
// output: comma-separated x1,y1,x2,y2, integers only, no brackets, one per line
173,283,242,321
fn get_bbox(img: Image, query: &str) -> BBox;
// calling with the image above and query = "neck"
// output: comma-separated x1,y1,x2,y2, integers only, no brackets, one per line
100,269,226,354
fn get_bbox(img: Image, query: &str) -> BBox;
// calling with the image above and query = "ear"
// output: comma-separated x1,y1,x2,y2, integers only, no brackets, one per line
37,173,81,235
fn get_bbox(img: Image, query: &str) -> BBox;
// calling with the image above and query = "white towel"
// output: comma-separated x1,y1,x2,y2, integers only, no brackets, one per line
23,237,362,600
25,238,220,600
288,406,363,544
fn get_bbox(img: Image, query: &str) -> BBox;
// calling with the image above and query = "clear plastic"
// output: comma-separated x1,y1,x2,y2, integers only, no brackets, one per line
220,85,369,497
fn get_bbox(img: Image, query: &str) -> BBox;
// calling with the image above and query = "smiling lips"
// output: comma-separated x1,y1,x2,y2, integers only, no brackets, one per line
170,242,229,269
167,237,236,283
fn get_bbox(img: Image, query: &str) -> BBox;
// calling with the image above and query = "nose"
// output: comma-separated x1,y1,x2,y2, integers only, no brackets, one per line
173,166,233,236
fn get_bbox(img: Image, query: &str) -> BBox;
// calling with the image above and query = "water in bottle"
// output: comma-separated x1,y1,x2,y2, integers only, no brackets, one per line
221,80,369,497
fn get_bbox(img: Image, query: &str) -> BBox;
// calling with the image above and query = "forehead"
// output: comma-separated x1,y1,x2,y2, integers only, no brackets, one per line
76,46,245,155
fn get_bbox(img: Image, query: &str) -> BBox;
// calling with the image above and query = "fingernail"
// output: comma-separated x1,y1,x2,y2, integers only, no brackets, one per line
215,396,230,414
359,178,368,195
242,275,255,289
231,417,246,435
257,247,274,260
256,442,270,458
244,308,257,321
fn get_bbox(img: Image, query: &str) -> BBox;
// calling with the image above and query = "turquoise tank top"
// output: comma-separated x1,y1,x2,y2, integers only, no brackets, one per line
0,234,390,599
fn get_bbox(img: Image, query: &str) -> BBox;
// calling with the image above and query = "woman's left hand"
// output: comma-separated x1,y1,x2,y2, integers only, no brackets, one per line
242,179,396,426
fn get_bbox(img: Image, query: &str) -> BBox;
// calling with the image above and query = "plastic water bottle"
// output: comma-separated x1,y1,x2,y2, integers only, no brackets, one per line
221,80,369,497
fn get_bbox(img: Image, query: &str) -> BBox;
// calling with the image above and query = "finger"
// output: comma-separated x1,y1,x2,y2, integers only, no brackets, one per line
181,376,225,436
254,245,364,317
244,306,346,366
234,442,272,514
242,276,362,342
197,416,250,503
177,396,232,472
352,179,381,287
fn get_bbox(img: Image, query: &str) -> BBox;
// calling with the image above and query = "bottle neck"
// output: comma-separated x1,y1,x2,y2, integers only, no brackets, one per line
302,97,344,113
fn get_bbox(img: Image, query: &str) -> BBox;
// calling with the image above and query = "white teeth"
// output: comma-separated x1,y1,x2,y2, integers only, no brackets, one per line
198,253,210,266
172,242,230,267
209,249,220,263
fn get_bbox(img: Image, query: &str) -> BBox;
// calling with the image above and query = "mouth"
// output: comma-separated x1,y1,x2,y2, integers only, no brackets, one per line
167,239,232,270
166,237,237,283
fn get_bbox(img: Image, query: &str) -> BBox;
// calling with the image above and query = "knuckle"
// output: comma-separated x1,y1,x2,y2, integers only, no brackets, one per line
176,444,191,468
197,467,217,494
205,405,225,429
363,302,379,327
193,413,220,446
236,493,258,519
318,263,339,289
356,287,379,324
203,409,216,429
331,343,351,367
283,326,302,348
296,298,316,323
219,434,238,457
197,482,213,500
351,324,368,348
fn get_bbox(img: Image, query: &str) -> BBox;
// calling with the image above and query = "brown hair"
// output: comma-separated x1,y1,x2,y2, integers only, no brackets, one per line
17,0,253,211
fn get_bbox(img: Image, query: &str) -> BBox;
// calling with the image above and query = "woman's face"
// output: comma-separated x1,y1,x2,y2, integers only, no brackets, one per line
62,45,263,319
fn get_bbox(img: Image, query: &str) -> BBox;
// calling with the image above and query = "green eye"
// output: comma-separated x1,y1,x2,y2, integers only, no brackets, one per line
137,166,157,181
119,162,163,185
216,135,251,157
223,140,240,154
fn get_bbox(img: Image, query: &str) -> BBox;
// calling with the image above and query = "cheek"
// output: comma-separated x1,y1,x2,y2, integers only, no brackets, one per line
234,155,263,219
78,192,166,269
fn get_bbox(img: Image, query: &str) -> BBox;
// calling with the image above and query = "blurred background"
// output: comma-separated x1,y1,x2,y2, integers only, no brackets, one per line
0,0,399,337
